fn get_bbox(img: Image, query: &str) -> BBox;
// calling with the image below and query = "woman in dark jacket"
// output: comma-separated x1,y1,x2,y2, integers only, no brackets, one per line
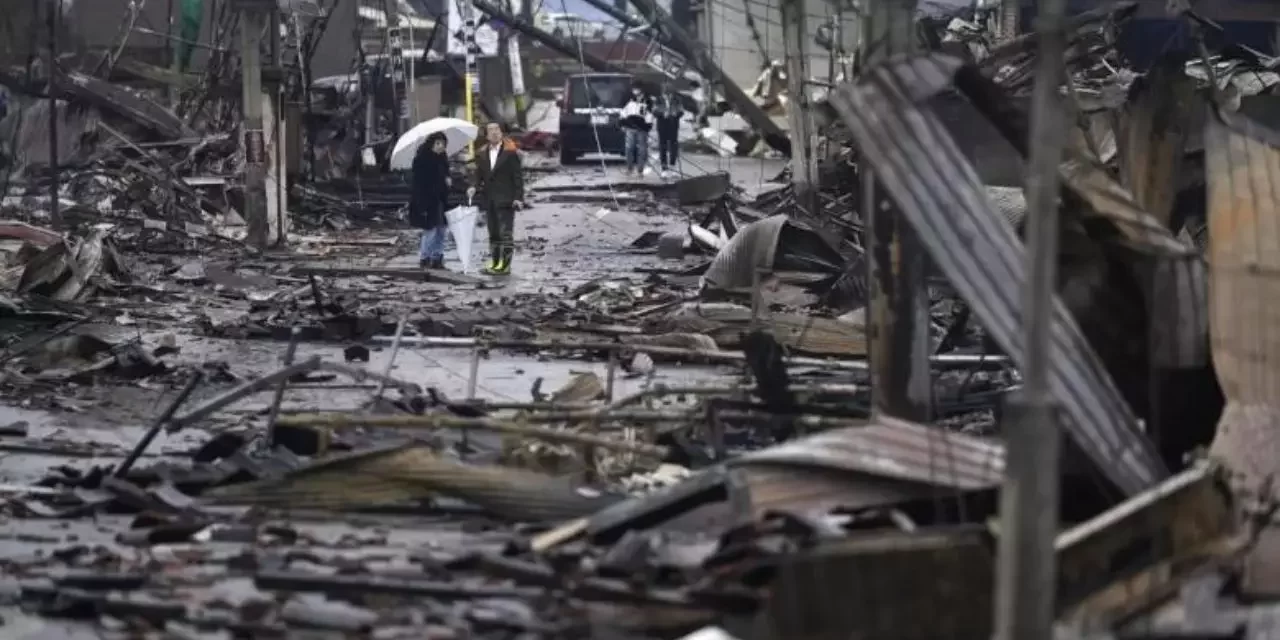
409,133,452,269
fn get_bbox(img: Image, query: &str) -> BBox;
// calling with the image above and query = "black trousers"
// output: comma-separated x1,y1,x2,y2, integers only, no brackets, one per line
485,203,515,265
656,119,679,168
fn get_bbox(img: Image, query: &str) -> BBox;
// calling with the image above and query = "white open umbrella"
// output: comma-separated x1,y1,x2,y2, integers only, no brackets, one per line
390,117,478,170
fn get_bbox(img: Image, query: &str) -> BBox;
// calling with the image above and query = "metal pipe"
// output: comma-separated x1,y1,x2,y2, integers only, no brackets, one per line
167,357,324,431
115,371,204,477
377,336,1010,371
993,0,1069,633
371,318,407,403
266,327,301,440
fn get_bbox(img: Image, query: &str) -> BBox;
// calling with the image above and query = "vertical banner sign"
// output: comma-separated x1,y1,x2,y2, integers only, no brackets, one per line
508,36,525,96
389,25,408,133
245,129,266,164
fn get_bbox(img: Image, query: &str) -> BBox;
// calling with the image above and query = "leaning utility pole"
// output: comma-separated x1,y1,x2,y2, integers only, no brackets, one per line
45,0,63,230
780,0,816,215
235,0,271,249
993,0,1069,633
861,0,929,421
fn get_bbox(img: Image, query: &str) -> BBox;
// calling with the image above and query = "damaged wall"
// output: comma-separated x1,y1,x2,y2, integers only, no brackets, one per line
703,0,864,98
1017,0,1280,68
64,0,359,79
0,96,100,170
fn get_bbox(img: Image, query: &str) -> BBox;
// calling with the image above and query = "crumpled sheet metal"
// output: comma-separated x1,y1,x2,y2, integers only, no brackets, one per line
703,215,842,291
704,215,789,291
828,54,1165,495
734,414,1004,491
1146,251,1210,370
1121,56,1196,228
1059,156,1196,257
1117,58,1209,369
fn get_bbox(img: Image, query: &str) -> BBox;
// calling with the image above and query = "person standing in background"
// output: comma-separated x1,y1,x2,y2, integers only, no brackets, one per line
468,121,524,276
409,133,451,270
619,86,653,177
653,83,682,178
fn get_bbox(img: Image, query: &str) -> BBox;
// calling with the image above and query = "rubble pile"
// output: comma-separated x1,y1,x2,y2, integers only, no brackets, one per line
4,0,1280,637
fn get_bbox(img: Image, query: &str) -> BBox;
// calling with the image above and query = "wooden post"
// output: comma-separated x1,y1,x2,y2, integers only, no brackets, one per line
238,0,269,249
998,0,1020,42
781,0,816,216
993,0,1068,633
861,0,929,422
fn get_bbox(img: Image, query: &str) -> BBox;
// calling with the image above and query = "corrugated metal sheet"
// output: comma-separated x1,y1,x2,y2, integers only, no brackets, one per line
703,215,844,291
1117,58,1210,369
1120,56,1196,229
1147,253,1210,369
735,414,1005,491
827,54,1166,495
1205,107,1280,406
1203,104,1280,517
704,215,788,290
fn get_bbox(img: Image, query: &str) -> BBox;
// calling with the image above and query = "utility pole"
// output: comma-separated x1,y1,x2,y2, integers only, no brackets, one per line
45,0,62,230
388,0,408,136
507,0,527,128
993,0,1068,634
235,0,270,249
862,0,929,421
780,0,816,216
517,0,532,128
463,1,480,159
264,6,288,246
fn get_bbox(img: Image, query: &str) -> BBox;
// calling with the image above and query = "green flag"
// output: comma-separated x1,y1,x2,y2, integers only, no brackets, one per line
177,0,203,71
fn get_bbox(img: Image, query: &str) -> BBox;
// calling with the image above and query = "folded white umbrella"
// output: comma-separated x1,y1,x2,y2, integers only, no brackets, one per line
445,203,480,273
390,117,478,169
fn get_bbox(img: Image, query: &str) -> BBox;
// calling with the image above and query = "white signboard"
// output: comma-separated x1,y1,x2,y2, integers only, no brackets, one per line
446,0,500,57
508,37,526,95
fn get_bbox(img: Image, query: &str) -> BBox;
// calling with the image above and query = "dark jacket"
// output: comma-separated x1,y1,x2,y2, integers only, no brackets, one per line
409,146,449,229
474,139,523,209
654,93,682,122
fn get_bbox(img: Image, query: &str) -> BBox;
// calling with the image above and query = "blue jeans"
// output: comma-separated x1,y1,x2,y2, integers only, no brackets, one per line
419,225,447,260
624,129,648,171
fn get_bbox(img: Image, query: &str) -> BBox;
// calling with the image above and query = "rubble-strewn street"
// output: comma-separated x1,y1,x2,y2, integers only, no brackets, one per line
7,0,1280,637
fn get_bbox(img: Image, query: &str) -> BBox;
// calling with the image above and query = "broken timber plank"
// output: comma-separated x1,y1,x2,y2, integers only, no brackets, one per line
826,53,1166,495
762,463,1233,640
56,69,192,141
288,266,483,286
1055,463,1237,630
765,526,995,640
